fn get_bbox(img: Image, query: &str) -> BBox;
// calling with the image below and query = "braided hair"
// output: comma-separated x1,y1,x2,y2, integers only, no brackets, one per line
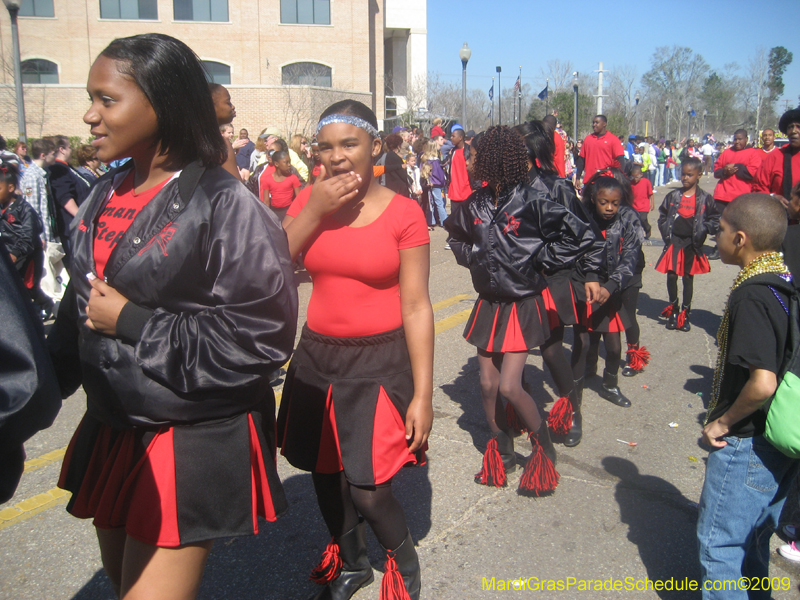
473,126,528,197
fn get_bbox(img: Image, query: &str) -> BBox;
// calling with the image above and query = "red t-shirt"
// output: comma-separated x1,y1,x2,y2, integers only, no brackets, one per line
677,192,696,220
580,131,624,178
753,146,800,195
261,171,300,208
93,171,172,279
287,192,429,337
712,147,761,202
630,178,653,212
552,131,566,177
448,148,472,201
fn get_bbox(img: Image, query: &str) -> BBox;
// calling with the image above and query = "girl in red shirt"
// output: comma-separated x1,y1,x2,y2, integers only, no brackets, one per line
260,150,300,221
279,100,433,600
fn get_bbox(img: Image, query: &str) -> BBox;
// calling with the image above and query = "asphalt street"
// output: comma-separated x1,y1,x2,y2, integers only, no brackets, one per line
2,174,800,600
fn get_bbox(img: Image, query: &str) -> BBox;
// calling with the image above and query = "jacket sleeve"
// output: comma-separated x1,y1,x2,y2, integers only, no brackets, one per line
127,191,298,394
657,192,672,242
703,191,721,236
530,199,597,275
46,282,84,398
606,211,643,294
443,196,474,268
3,202,36,262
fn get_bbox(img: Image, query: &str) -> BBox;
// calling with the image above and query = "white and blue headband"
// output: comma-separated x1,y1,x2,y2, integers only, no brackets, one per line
316,114,380,138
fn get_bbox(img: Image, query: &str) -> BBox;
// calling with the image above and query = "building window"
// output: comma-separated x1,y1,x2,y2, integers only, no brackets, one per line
100,0,157,19
280,0,330,25
282,62,331,87
19,0,54,17
21,59,58,84
174,0,228,22
202,61,231,85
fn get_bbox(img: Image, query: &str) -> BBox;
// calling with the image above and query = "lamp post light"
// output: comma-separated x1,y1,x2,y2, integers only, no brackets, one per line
3,0,26,143
687,105,692,143
634,91,640,136
572,72,579,143
496,66,502,126
459,42,471,130
665,98,670,140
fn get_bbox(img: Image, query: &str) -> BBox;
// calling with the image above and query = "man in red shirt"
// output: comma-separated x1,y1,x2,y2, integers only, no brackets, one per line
753,108,800,205
447,127,472,207
543,115,566,177
577,115,625,185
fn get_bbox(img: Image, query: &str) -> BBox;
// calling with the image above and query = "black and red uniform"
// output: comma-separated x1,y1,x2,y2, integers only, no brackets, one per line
655,187,719,276
49,163,297,547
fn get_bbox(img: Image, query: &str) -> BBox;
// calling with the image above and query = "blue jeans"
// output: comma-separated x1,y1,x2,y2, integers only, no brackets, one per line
429,187,447,226
697,435,798,599
657,164,665,186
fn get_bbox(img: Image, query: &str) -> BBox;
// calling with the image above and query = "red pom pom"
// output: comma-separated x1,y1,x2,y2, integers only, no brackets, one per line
547,396,573,435
676,309,687,329
474,437,507,487
626,345,651,371
380,553,412,600
310,539,342,584
518,438,559,496
660,304,674,318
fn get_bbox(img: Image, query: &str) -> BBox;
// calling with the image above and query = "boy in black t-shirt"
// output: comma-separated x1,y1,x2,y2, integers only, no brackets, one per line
697,193,798,598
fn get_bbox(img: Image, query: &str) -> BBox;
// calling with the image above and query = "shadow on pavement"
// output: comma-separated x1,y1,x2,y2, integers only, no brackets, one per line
603,456,702,600
683,365,713,410
72,466,432,600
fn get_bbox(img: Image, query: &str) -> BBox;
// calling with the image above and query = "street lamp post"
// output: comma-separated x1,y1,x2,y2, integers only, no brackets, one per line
572,72,579,143
634,91,640,136
4,0,26,143
496,66,502,126
665,99,670,140
459,43,471,130
687,106,692,143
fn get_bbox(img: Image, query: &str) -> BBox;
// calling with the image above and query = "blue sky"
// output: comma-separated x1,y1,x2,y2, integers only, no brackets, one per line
427,0,800,112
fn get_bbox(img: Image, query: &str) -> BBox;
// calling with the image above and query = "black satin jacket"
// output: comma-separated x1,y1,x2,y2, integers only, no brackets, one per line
592,205,645,294
657,187,720,251
47,163,298,428
444,183,599,300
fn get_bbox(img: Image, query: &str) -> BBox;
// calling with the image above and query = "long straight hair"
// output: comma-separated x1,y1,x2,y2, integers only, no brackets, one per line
100,34,227,167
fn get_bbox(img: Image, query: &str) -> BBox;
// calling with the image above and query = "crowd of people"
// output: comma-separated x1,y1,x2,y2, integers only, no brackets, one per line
2,31,800,600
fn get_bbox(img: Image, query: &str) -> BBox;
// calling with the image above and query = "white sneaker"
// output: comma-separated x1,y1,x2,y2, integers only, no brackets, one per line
444,243,451,250
783,524,798,540
778,541,800,563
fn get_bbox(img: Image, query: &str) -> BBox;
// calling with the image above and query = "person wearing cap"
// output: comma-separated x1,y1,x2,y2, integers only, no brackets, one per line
753,108,800,205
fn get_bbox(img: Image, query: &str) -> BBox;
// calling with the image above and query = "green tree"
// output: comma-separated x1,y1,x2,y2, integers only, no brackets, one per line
699,71,738,134
526,90,594,140
768,46,793,101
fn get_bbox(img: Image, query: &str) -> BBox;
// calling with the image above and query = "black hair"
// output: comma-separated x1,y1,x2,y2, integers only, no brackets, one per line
474,126,528,196
271,150,289,163
208,82,224,96
682,157,703,173
0,159,19,187
733,129,748,139
542,115,557,130
792,180,800,198
319,99,379,132
591,176,625,204
451,128,465,141
0,135,6,151
100,34,227,167
471,131,485,154
52,135,70,150
595,115,608,124
521,121,556,174
723,193,787,252
271,138,288,152
584,167,632,207
30,138,55,160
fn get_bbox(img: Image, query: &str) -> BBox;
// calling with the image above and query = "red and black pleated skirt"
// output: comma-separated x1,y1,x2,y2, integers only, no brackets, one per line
571,280,633,333
655,243,710,275
57,399,287,548
542,271,580,327
277,325,426,488
463,293,550,353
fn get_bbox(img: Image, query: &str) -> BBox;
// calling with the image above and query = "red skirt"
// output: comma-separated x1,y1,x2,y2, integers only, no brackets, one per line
58,403,286,548
277,326,426,487
463,294,550,353
655,244,710,276
571,280,633,333
542,271,580,327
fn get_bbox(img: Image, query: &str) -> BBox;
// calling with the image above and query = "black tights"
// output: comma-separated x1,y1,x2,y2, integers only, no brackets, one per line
571,325,622,378
540,325,577,396
312,471,408,551
666,272,693,307
620,286,640,347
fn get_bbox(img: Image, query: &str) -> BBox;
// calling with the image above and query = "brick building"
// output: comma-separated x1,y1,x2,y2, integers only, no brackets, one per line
0,0,427,141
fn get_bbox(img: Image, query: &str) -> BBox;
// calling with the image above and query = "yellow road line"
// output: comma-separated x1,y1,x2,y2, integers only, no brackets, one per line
24,447,66,473
4,291,476,533
0,488,70,531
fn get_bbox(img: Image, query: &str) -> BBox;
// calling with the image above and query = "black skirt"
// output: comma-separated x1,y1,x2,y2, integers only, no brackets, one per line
462,294,550,352
277,326,425,487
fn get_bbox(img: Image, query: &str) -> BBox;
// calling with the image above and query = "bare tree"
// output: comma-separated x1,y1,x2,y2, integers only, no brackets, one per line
746,47,770,133
535,59,575,92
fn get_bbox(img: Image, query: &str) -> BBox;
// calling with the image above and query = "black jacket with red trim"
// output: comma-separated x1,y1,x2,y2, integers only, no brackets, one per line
592,205,645,294
444,182,600,300
0,196,43,280
47,162,298,428
657,186,720,251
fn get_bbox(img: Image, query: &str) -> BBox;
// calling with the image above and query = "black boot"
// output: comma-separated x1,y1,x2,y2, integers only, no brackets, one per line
599,369,630,408
665,301,679,330
311,519,374,600
563,381,583,448
381,531,420,600
621,343,650,377
474,430,515,486
677,305,691,332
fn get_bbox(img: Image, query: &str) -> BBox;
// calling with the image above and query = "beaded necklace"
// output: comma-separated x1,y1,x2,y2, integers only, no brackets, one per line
705,252,791,424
